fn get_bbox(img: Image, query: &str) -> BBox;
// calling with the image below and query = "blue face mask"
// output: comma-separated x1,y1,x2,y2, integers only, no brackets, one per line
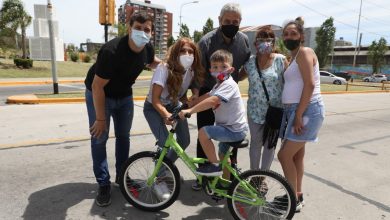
131,29,150,48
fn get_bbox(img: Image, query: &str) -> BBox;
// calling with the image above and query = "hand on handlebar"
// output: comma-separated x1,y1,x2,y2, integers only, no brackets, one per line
179,109,191,120
164,113,174,125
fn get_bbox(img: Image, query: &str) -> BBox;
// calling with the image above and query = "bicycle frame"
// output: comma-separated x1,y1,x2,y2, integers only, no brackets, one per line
146,123,264,206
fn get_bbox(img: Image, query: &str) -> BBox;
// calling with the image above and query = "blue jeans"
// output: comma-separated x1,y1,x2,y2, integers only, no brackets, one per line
203,125,247,155
85,89,134,186
143,101,190,163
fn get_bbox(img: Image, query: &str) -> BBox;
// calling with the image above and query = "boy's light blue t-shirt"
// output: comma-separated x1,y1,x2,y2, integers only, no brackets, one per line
209,77,248,132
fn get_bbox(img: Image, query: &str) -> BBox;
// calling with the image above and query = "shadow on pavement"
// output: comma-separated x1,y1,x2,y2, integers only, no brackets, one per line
22,182,171,220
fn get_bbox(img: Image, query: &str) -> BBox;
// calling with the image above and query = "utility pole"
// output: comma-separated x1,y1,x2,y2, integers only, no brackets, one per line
47,0,58,94
352,0,363,67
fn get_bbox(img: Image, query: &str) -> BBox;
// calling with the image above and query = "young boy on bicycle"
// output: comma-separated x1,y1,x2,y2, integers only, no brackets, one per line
179,49,248,177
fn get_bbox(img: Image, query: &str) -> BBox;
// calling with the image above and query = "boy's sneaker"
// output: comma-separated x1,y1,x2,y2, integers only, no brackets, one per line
95,185,111,207
195,163,222,176
152,182,171,200
191,180,202,191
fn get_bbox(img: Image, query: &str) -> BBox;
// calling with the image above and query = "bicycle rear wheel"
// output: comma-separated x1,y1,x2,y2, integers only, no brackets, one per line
119,151,180,212
227,170,296,220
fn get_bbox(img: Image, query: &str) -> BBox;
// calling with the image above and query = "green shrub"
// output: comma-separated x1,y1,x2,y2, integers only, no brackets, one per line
13,58,33,69
83,55,91,63
70,53,79,62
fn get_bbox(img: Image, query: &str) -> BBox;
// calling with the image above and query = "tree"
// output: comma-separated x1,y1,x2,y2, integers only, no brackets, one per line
314,17,336,68
368,37,388,74
275,38,289,59
108,23,128,39
0,0,32,58
202,18,214,35
193,30,203,43
179,24,191,39
167,35,175,48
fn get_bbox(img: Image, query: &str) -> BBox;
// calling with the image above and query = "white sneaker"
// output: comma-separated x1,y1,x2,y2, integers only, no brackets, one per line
152,182,170,200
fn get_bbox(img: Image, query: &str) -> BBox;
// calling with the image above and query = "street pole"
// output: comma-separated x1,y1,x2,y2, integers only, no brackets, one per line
179,1,199,36
105,24,108,42
352,0,363,67
47,0,58,94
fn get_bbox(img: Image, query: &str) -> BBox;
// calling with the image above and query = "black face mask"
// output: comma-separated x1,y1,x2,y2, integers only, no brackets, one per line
283,39,301,51
221,25,239,39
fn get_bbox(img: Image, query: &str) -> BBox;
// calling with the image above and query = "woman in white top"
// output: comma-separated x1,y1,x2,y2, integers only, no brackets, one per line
143,37,204,162
277,17,325,212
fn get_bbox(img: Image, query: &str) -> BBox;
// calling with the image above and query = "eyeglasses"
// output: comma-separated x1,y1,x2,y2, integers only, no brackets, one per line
256,38,274,43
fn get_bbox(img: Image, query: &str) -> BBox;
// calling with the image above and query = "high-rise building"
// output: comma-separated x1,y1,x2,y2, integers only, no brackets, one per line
29,4,64,61
118,0,172,56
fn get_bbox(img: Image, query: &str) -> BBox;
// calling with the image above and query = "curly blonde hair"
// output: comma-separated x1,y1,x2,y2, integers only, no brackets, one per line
165,37,205,104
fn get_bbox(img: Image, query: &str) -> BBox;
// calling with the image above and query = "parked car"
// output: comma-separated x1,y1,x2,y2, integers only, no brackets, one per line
362,74,387,83
333,71,352,81
320,71,347,85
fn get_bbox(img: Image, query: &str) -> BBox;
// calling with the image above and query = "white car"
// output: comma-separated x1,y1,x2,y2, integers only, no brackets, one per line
362,74,387,83
320,71,347,85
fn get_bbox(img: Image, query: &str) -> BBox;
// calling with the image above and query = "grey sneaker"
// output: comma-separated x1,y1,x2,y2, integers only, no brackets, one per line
195,163,222,176
152,182,171,200
95,185,111,207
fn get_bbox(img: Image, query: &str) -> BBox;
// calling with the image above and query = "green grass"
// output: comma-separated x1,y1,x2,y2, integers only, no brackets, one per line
0,58,153,78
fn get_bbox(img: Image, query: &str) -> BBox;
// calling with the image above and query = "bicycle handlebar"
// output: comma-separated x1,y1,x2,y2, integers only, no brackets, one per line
168,103,191,121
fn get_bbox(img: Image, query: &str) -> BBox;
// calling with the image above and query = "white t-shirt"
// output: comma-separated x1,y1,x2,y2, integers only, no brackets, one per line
209,76,248,132
146,63,194,105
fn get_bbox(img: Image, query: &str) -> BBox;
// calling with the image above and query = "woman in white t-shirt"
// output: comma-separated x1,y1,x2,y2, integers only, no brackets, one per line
143,37,204,163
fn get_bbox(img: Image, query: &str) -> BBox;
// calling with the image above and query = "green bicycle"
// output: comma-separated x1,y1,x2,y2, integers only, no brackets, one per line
119,105,296,219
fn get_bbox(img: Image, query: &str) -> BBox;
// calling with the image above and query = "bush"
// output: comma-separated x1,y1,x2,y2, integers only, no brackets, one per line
83,54,91,63
13,58,33,69
70,52,79,62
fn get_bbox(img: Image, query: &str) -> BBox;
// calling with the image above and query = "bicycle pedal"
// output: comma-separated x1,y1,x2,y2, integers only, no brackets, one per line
211,195,224,203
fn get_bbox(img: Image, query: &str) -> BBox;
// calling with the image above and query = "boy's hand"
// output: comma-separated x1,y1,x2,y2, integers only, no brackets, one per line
179,109,191,120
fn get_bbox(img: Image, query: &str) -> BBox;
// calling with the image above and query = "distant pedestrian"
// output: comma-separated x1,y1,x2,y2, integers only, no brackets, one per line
84,13,160,207
277,17,325,212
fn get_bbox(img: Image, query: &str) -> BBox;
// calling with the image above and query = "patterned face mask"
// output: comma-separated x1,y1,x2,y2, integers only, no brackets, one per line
256,41,273,54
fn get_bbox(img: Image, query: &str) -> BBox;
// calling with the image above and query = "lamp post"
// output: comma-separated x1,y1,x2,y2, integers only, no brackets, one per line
47,0,58,94
179,1,199,35
352,0,363,67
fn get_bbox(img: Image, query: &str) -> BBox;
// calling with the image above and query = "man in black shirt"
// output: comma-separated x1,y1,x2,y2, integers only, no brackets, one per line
192,3,251,190
84,13,159,207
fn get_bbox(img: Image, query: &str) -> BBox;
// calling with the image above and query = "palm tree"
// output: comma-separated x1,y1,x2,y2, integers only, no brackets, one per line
0,0,32,58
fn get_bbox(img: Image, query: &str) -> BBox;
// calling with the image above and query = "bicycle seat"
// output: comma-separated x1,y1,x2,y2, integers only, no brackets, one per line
225,139,249,148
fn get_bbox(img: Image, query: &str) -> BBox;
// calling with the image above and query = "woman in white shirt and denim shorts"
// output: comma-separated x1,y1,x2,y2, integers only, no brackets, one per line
277,17,325,212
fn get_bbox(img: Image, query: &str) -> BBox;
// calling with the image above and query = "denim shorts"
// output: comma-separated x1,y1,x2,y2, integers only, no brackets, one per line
203,125,247,155
279,99,325,142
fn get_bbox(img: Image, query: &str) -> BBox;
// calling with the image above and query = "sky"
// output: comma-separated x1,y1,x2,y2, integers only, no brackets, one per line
5,0,390,47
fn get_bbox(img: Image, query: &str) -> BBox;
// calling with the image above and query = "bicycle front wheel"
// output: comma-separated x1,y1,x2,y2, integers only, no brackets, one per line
227,170,296,220
119,151,180,212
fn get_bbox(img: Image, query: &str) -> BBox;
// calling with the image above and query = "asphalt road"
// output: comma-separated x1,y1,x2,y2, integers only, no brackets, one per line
1,93,390,220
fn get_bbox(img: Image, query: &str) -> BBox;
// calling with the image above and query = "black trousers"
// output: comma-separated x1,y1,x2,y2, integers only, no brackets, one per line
196,87,238,165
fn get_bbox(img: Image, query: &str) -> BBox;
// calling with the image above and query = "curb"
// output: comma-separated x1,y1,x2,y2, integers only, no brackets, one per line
6,94,147,104
0,76,152,86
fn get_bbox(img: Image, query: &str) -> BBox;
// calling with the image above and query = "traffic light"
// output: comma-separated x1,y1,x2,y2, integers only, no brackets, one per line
99,0,106,25
107,0,116,25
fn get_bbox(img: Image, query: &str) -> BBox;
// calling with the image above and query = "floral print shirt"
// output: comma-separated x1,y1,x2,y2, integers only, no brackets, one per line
244,54,285,124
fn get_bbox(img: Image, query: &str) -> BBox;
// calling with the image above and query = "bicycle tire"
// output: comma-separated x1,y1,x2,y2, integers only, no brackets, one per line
227,169,296,220
119,151,181,212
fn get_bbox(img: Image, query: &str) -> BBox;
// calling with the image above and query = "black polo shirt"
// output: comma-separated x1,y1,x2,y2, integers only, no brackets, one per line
85,35,154,98
198,28,251,90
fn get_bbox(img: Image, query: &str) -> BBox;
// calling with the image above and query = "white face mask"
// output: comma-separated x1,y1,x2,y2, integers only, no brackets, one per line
131,29,150,48
179,54,194,70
